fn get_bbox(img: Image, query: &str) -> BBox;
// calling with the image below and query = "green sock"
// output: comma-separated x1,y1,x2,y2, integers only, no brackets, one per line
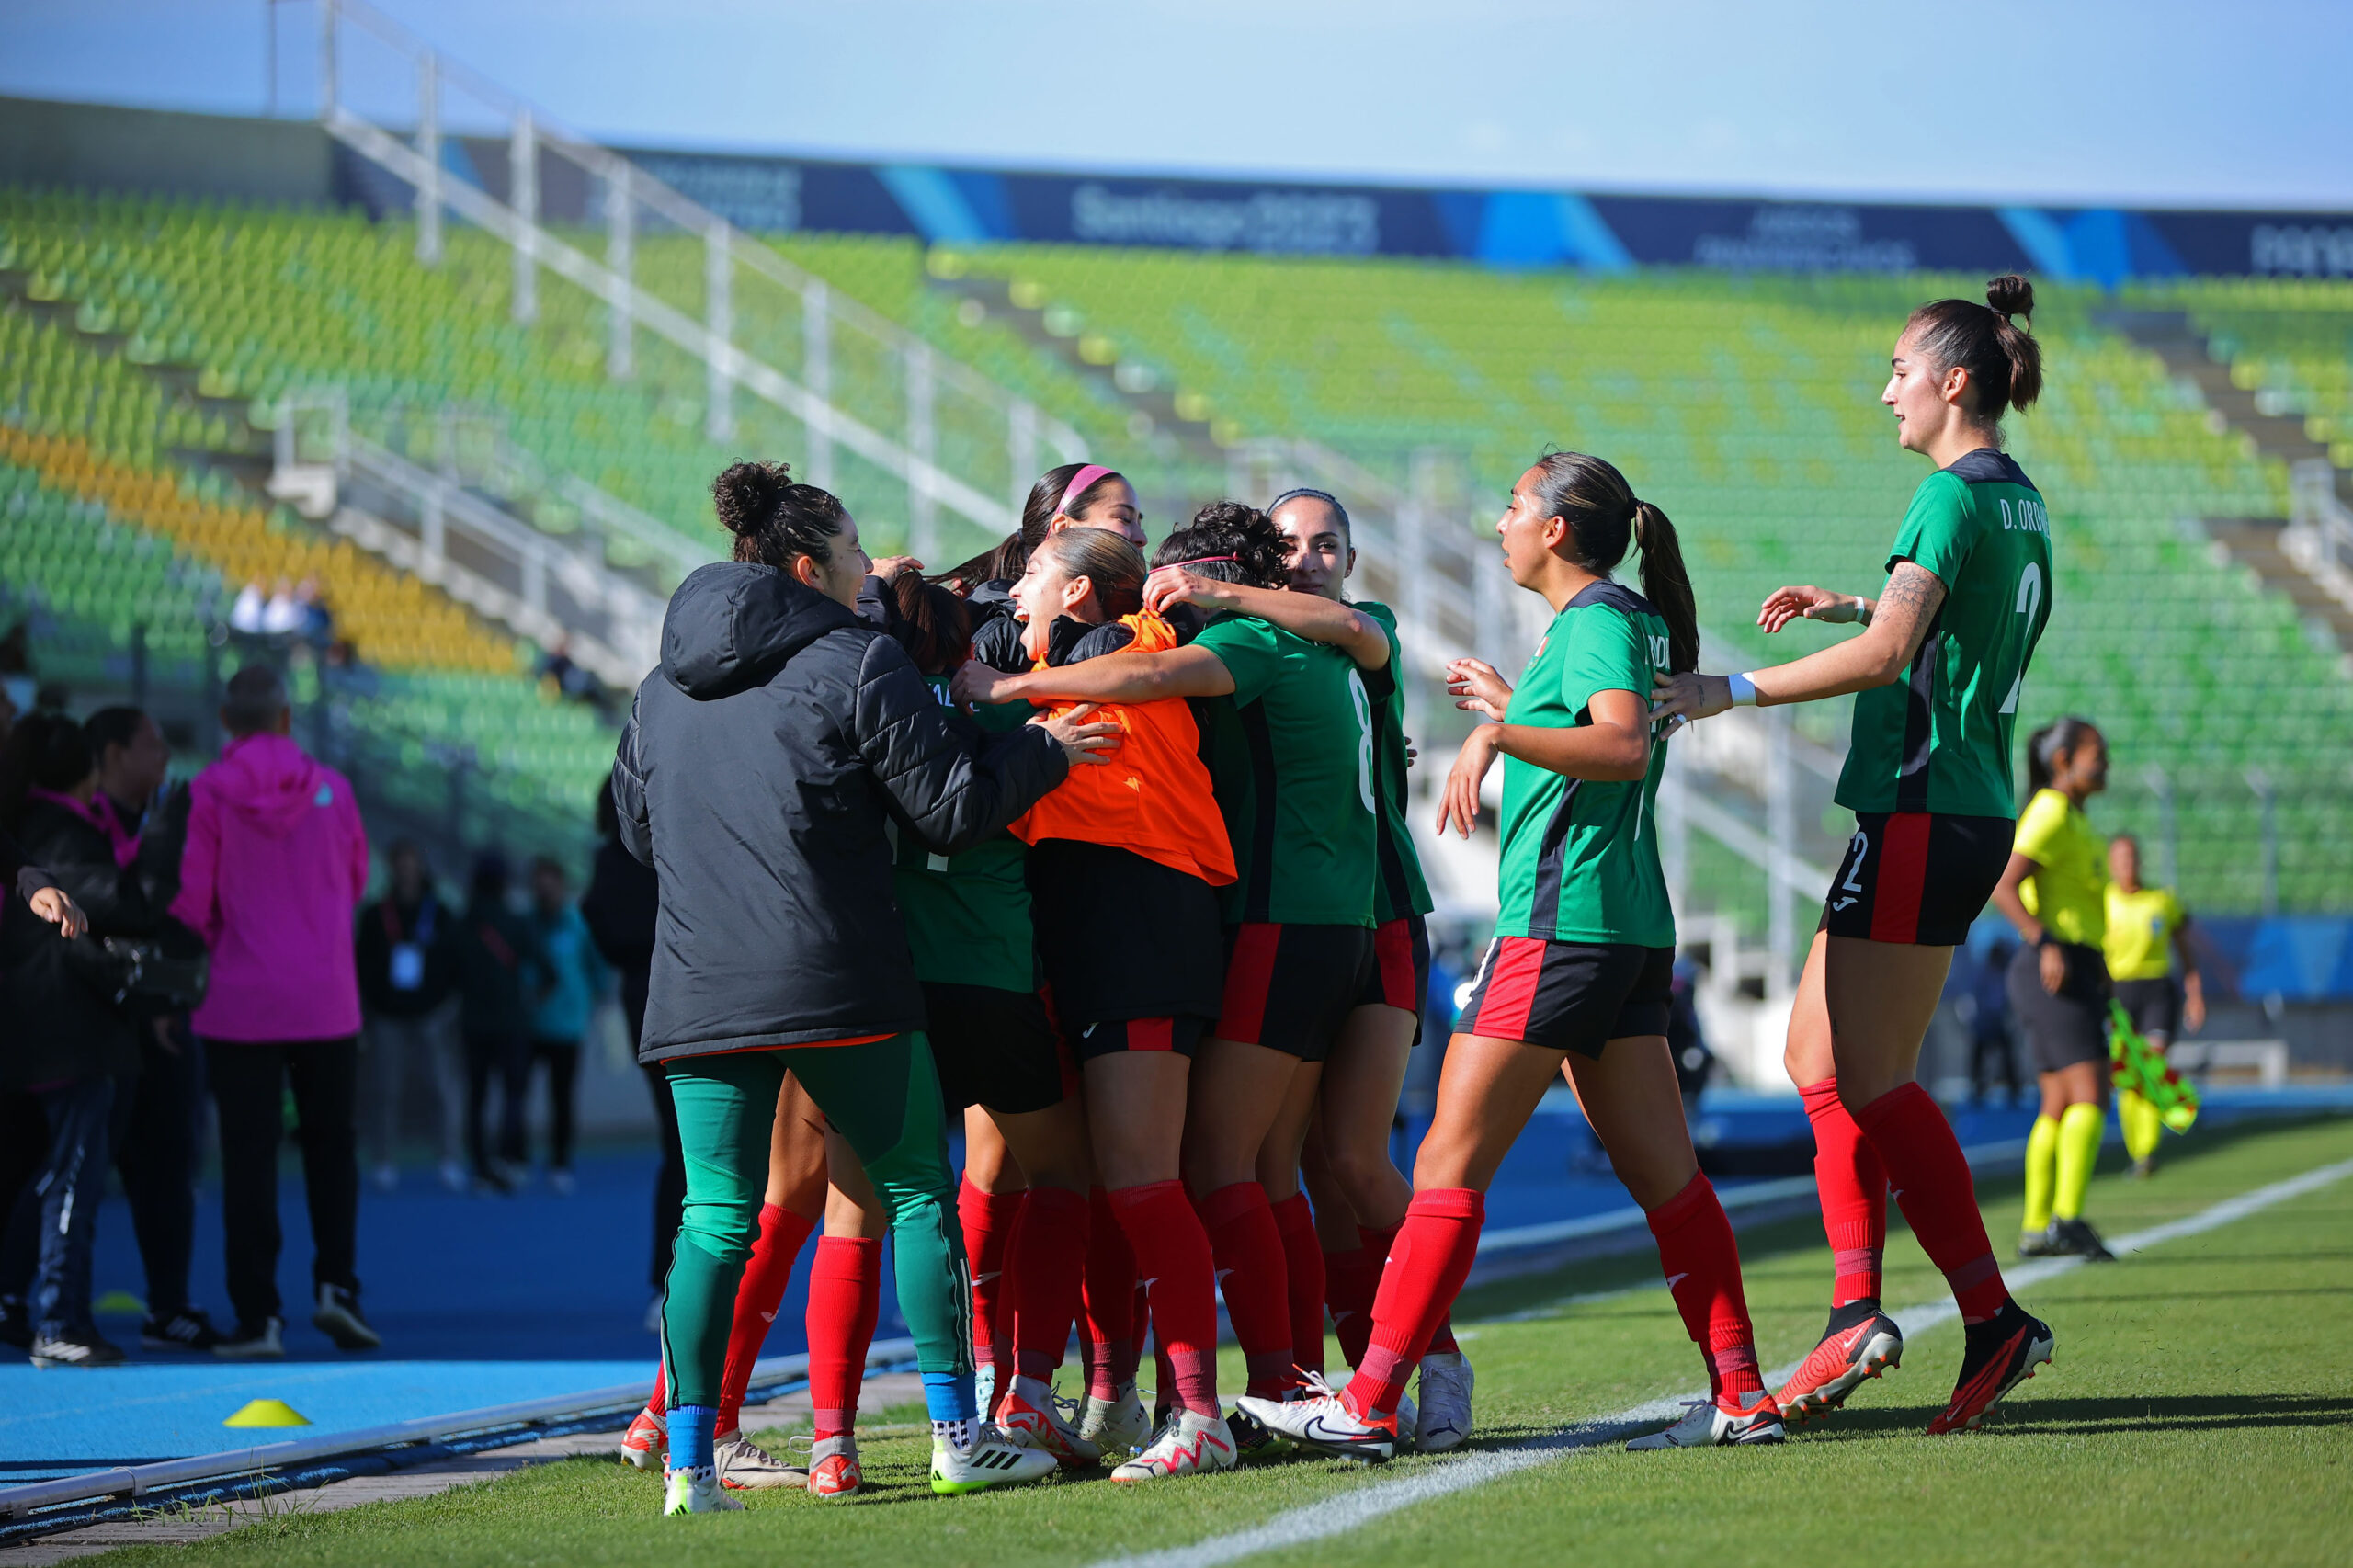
2053,1102,2105,1221
2021,1113,2059,1235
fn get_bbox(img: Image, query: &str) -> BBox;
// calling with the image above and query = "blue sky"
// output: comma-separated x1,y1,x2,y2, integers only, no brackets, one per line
5,0,2349,210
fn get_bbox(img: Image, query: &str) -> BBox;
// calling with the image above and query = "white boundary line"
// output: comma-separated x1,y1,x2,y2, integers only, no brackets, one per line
1095,1154,2353,1568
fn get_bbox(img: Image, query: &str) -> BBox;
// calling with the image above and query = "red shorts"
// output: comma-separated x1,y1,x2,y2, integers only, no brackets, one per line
1350,914,1432,1044
1821,812,2012,947
1214,922,1375,1063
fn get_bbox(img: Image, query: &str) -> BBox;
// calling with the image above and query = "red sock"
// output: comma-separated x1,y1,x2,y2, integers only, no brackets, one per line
1108,1181,1219,1415
805,1235,882,1440
958,1177,1025,1379
644,1361,665,1420
1270,1194,1326,1378
1199,1181,1294,1397
1645,1173,1764,1399
1855,1083,2007,1324
717,1201,816,1433
1361,1221,1456,1358
1080,1187,1136,1399
1801,1076,1887,1307
1010,1184,1090,1384
1346,1189,1483,1421
1324,1242,1377,1369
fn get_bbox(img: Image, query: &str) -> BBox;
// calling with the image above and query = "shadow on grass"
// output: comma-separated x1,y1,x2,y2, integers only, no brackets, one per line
1797,1392,2353,1441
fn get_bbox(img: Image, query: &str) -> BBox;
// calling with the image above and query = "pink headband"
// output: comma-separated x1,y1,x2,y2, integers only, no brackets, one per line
1056,463,1117,517
1164,555,1237,567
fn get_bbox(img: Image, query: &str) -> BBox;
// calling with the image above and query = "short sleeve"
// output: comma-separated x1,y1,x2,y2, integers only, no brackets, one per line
1888,471,1975,585
1557,608,1646,711
1192,616,1302,706
2011,789,2070,864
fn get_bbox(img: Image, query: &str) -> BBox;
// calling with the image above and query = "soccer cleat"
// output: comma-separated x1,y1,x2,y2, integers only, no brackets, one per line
2129,1155,2158,1180
996,1375,1103,1468
313,1284,381,1351
1079,1381,1152,1455
1626,1388,1786,1449
930,1425,1059,1494
715,1428,806,1489
28,1326,128,1369
1224,1402,1292,1459
661,1465,742,1515
141,1307,222,1352
620,1405,666,1472
2049,1217,2116,1262
1415,1351,1475,1453
212,1316,285,1360
1233,1375,1396,1464
1110,1407,1241,1482
2017,1226,2062,1259
1927,1300,2053,1435
802,1433,861,1497
1776,1303,1904,1425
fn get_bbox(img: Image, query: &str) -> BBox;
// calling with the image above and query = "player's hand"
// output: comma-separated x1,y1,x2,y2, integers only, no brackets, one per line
951,658,1018,708
2183,975,2207,1033
1404,734,1418,768
1650,670,1731,725
1444,658,1512,719
28,885,85,938
1758,585,1863,634
2039,941,2068,995
1438,725,1503,840
870,555,925,584
1142,566,1233,618
1037,703,1120,766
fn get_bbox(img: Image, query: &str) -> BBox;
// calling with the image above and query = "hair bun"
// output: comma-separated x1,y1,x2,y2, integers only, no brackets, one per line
712,460,790,538
1985,273,2035,322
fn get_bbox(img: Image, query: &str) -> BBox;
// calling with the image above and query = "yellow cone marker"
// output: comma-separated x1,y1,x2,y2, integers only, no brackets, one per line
224,1399,312,1428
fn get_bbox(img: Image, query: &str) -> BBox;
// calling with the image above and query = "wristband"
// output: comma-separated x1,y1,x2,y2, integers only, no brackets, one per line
1727,672,1759,707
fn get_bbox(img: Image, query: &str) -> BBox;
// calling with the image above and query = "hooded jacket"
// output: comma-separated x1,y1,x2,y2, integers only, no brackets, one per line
171,732,369,1043
612,562,1070,1062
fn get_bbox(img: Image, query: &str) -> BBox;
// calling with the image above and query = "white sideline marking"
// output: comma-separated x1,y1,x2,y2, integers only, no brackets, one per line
1095,1154,2353,1568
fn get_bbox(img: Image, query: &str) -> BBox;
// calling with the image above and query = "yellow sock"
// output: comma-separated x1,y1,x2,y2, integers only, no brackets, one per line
2120,1090,2163,1164
2022,1113,2059,1235
2054,1102,2105,1221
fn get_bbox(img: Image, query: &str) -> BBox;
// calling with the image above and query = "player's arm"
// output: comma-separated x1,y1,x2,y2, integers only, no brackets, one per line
2173,914,2206,1033
954,643,1236,707
1438,689,1648,838
1988,851,2068,994
1651,562,1945,722
1143,568,1391,670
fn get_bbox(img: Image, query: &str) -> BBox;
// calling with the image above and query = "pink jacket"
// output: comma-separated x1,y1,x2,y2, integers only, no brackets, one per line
171,733,369,1043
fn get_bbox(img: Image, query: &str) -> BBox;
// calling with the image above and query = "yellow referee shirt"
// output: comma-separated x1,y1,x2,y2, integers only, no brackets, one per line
2105,885,2185,982
2014,787,2108,948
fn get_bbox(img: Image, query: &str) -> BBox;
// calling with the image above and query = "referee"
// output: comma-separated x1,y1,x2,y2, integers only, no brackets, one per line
2104,834,2204,1177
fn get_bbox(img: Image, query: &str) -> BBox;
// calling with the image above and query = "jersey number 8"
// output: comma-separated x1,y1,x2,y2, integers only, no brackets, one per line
1347,669,1376,814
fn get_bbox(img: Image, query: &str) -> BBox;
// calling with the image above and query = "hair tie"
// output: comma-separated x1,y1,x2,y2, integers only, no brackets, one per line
1056,463,1117,517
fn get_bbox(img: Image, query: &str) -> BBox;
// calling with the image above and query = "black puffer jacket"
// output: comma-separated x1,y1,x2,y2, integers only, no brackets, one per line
612,562,1069,1062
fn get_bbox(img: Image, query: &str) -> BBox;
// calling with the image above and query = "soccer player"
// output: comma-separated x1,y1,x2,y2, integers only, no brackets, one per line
953,526,1246,1482
1994,718,2117,1260
2104,832,2203,1176
1656,276,2057,1435
1243,452,1780,1460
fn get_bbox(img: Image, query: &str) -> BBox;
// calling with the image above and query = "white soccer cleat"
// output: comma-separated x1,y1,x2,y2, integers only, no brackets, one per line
714,1428,806,1489
997,1375,1103,1468
1109,1408,1241,1482
1625,1389,1786,1449
661,1465,742,1515
1079,1381,1152,1455
1233,1375,1397,1463
930,1425,1059,1494
1415,1350,1475,1452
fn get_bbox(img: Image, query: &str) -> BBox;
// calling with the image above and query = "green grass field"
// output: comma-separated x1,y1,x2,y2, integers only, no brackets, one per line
85,1115,2353,1567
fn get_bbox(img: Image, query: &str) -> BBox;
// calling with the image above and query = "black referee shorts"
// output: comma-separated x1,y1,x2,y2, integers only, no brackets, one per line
2006,940,2112,1074
2112,976,2181,1040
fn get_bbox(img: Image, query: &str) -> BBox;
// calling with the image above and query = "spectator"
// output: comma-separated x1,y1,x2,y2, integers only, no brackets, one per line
450,852,548,1194
228,581,267,636
1964,937,2023,1107
259,577,304,637
525,856,608,1195
0,712,165,1366
171,665,377,1359
356,841,464,1195
85,705,220,1353
581,787,675,1330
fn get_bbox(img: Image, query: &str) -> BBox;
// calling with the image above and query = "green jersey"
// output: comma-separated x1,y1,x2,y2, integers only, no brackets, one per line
1356,603,1435,923
1191,613,1379,927
889,677,1035,992
1837,449,2053,819
1494,582,1675,948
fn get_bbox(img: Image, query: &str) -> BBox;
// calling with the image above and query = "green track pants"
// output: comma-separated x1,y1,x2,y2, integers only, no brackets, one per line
658,1033,971,1410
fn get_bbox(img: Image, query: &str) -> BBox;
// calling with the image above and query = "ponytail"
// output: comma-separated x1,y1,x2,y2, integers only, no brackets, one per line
1904,274,2043,429
1631,501,1699,674
937,460,1131,589
1527,450,1700,672
2024,715,2096,801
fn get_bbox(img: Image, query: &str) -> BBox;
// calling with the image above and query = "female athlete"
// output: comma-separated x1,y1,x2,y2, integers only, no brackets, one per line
613,461,1113,1513
2104,831,2204,1176
1995,718,2116,1261
1654,275,2057,1435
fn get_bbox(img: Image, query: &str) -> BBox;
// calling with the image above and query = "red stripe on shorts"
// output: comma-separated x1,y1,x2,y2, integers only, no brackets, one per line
1373,919,1415,1012
1869,812,1933,945
1216,923,1283,1044
1128,1017,1175,1052
1472,937,1546,1042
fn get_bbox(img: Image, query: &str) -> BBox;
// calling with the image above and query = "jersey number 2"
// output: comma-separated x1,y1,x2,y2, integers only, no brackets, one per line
1996,561,2044,716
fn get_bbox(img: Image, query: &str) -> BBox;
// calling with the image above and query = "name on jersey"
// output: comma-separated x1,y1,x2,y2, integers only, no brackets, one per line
1997,496,2050,536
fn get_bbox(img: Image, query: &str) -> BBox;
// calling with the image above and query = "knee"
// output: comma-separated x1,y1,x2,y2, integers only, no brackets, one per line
1324,1145,1396,1209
